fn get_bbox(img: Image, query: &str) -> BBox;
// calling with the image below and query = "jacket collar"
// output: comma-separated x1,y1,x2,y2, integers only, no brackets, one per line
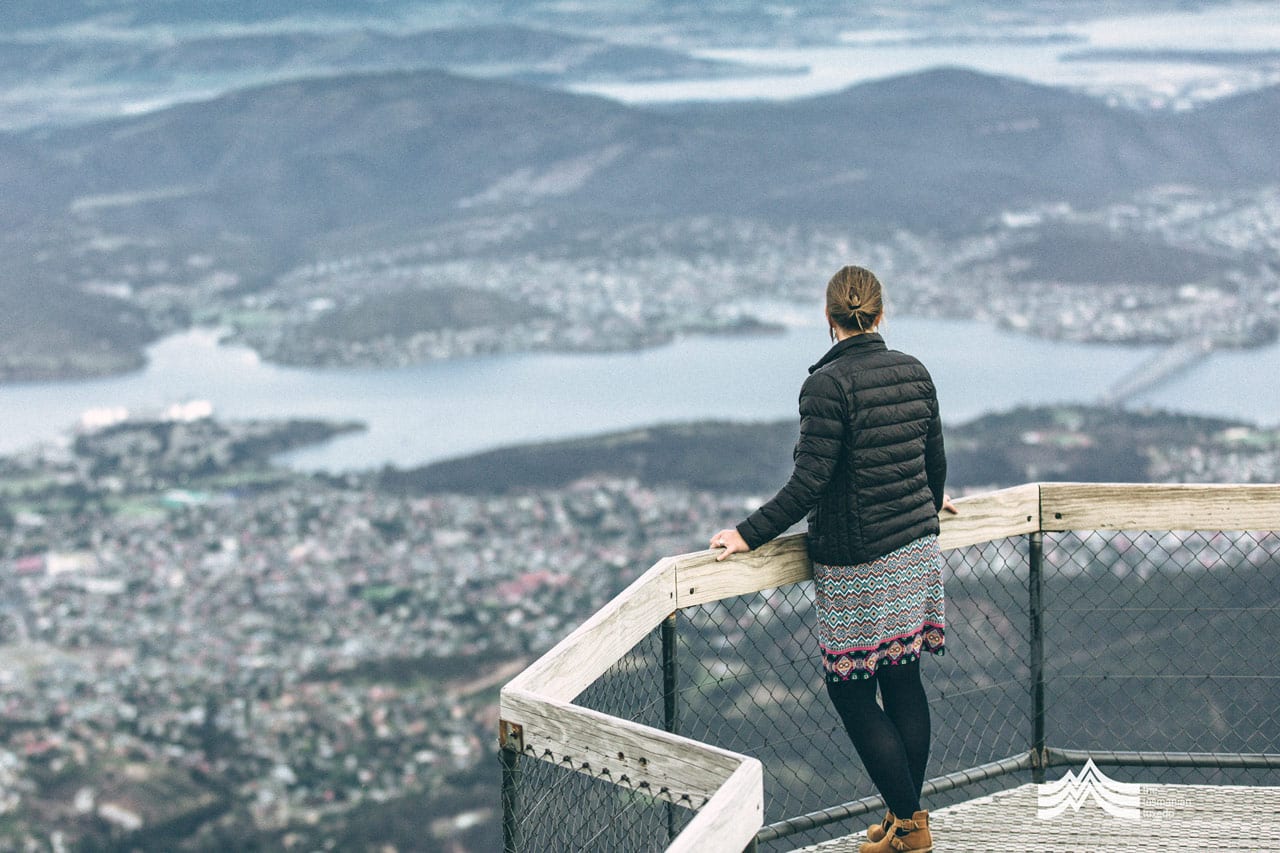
809,332,887,374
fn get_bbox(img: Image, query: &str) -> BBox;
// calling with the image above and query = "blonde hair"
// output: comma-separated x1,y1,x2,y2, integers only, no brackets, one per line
826,265,883,335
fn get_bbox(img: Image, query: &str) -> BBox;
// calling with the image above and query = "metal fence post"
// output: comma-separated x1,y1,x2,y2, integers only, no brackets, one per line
662,611,680,841
1028,531,1046,784
500,721,524,853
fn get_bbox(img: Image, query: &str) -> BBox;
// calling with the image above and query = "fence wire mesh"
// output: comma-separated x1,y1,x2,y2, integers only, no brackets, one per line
1042,529,1280,785
671,536,1032,850
503,528,1280,852
506,626,683,852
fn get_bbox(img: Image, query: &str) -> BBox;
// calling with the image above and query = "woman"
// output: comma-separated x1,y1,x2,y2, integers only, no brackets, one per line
710,265,955,853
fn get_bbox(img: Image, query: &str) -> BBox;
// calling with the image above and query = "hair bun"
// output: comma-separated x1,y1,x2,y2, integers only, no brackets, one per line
825,265,884,335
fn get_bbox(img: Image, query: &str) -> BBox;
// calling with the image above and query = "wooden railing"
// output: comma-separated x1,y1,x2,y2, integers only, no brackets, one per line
498,483,1280,851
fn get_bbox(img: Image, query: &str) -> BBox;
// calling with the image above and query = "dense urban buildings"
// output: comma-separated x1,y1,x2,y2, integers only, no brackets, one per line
2,405,1278,848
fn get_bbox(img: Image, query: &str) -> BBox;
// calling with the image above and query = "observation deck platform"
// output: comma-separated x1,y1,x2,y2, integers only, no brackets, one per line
499,482,1280,852
795,782,1280,852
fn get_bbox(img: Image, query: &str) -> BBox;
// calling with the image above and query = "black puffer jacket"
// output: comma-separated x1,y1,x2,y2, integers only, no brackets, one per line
736,332,946,566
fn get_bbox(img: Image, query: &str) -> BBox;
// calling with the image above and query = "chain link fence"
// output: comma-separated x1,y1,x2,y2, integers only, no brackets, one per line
1042,529,1280,785
502,627,682,851
502,528,1280,851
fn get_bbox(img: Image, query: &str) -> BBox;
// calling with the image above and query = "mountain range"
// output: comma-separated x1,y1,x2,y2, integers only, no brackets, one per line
2,65,1279,378
15,66,1280,236
0,24,789,131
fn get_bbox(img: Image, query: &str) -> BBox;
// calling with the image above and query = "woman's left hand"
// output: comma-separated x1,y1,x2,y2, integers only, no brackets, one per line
709,528,750,561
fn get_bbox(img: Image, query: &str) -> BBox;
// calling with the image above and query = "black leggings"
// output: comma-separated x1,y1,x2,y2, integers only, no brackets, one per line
825,659,930,818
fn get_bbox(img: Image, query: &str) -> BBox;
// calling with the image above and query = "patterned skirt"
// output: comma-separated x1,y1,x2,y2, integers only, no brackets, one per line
814,534,946,683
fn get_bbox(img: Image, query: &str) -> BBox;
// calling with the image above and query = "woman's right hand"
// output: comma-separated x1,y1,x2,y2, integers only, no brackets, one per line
941,494,959,514
709,528,750,561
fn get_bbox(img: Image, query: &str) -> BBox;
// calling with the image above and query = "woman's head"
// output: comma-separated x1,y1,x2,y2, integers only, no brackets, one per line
826,265,884,337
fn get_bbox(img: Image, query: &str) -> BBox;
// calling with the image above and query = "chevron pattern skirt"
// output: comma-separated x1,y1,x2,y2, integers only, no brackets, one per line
814,534,946,683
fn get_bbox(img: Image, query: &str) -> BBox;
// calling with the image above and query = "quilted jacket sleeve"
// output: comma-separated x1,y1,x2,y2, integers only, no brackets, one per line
925,389,947,512
736,371,845,549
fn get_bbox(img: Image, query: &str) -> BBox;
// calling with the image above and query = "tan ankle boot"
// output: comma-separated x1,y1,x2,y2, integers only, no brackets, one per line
866,809,894,842
857,810,932,853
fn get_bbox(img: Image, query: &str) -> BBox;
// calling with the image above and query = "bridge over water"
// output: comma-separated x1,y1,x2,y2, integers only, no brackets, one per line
1100,335,1215,405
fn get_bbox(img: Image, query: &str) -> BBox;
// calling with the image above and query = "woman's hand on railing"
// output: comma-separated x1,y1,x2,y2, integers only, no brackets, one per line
710,528,750,561
942,494,959,514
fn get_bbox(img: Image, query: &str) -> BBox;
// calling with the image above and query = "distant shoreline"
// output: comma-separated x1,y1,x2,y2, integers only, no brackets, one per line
376,404,1269,496
11,306,1277,388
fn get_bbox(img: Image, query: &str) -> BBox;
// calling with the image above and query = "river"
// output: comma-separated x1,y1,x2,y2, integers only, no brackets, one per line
4,315,1277,474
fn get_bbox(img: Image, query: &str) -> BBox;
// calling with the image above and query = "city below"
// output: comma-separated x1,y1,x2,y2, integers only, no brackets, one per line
2,401,1278,849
